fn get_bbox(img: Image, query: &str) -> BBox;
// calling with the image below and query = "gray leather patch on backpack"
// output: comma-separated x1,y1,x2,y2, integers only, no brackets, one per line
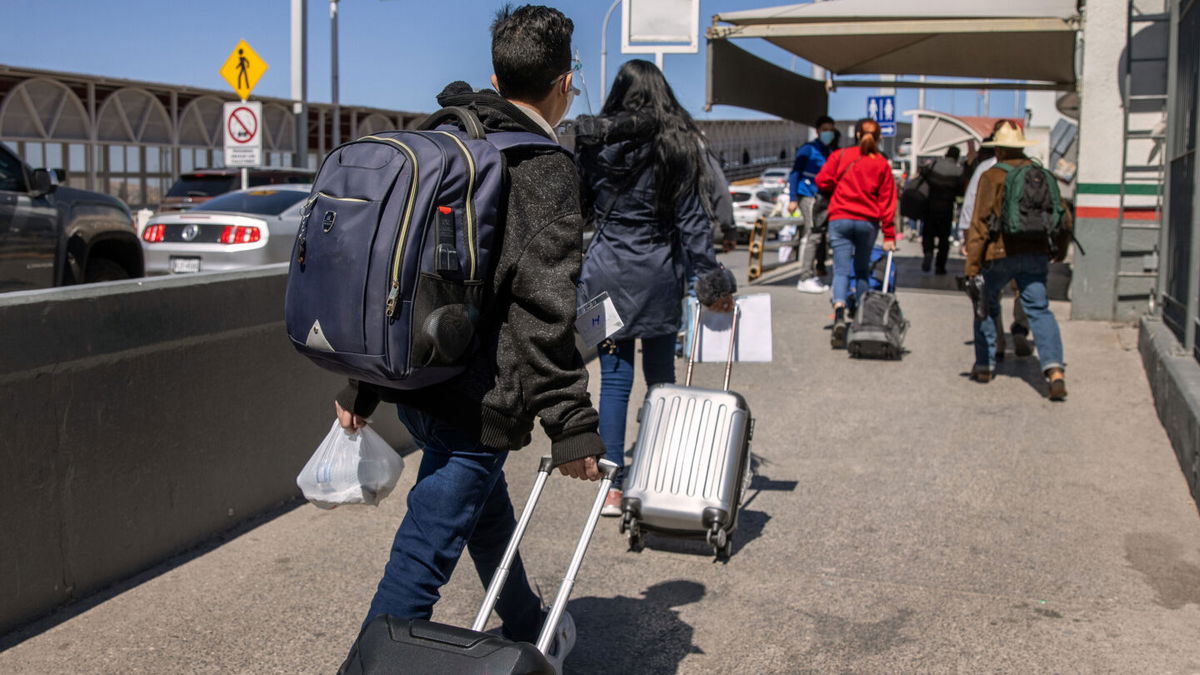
305,319,335,352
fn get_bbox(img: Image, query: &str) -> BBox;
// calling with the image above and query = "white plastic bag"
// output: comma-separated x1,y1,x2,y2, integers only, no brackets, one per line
297,421,405,509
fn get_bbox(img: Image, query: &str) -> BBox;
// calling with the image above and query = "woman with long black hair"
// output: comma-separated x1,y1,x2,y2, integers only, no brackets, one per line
575,59,735,516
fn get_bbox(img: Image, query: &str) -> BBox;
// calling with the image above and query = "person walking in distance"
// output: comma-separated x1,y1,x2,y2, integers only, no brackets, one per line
959,120,1032,360
576,59,736,517
815,118,897,348
784,115,838,293
333,7,601,669
922,146,963,274
964,122,1072,400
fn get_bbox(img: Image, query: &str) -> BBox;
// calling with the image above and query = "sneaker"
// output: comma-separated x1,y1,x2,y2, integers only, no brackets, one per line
542,610,577,674
795,277,828,294
831,306,847,349
600,488,623,518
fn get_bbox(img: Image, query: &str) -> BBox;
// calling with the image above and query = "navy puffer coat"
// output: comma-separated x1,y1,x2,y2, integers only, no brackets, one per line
576,121,722,342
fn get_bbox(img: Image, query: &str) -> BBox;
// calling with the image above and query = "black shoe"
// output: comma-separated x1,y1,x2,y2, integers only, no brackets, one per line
831,307,847,348
921,260,931,273
1012,330,1033,357
935,267,947,275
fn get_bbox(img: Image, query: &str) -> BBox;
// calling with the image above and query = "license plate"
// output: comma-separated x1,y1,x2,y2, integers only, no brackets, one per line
170,256,201,274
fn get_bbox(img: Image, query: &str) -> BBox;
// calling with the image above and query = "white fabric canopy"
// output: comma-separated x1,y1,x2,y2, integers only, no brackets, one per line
709,0,1080,85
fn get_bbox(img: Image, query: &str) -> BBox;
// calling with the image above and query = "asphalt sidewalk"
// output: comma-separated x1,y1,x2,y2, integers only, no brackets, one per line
3,246,1199,673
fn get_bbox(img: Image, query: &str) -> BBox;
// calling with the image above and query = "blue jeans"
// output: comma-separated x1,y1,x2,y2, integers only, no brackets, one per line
364,407,542,642
828,219,879,307
598,335,677,489
974,254,1065,373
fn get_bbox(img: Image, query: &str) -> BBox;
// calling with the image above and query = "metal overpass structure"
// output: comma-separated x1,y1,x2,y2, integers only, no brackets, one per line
0,64,804,211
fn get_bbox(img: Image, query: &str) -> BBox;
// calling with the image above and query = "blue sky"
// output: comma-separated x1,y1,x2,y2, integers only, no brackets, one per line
1,0,1023,124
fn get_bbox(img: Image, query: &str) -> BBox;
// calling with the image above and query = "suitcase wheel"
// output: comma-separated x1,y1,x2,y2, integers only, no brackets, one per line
625,517,644,552
706,525,727,549
707,525,732,559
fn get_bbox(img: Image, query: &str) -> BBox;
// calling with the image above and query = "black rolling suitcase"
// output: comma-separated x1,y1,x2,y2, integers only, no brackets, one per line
338,456,619,675
847,250,909,360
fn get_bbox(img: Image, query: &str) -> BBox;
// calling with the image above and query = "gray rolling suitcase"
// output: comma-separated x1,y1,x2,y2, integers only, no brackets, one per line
620,304,754,558
847,250,909,360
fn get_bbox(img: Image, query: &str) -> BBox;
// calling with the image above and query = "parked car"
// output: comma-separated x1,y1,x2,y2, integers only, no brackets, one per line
758,167,789,188
897,138,912,157
157,168,314,214
0,142,141,293
729,185,785,241
141,184,311,275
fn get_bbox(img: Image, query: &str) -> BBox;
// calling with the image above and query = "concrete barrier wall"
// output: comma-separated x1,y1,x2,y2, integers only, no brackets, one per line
0,265,409,635
1139,317,1200,514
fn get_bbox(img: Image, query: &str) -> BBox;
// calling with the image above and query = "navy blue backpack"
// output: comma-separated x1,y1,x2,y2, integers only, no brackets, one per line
285,107,563,389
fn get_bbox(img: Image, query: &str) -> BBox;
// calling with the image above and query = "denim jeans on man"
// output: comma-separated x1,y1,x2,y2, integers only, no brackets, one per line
598,335,676,489
828,218,879,307
364,406,542,642
973,253,1064,373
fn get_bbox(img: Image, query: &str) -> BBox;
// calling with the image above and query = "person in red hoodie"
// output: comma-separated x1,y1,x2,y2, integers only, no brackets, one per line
815,118,898,348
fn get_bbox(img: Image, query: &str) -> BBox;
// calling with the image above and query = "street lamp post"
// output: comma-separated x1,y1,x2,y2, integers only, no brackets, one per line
291,0,308,169
600,0,621,103
331,0,340,147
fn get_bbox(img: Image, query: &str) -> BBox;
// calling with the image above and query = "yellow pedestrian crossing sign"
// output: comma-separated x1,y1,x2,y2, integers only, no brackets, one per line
220,40,268,101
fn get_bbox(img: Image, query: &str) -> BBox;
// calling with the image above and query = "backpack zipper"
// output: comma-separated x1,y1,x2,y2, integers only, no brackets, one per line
317,192,369,203
432,131,478,279
360,136,420,318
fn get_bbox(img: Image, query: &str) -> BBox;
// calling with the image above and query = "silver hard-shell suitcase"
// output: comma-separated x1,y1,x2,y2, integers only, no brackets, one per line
620,304,753,558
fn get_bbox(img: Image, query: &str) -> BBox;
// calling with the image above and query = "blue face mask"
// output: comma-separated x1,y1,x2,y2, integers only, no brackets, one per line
819,130,836,145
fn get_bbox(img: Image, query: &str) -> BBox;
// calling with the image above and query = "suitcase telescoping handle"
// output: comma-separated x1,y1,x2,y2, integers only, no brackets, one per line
684,302,742,391
882,249,894,294
471,456,619,655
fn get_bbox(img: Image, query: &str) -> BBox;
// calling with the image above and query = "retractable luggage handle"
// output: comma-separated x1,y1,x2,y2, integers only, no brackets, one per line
882,249,894,294
684,301,742,391
471,456,620,655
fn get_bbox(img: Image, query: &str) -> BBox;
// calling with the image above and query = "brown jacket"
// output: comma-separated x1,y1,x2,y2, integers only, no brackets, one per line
964,156,1072,277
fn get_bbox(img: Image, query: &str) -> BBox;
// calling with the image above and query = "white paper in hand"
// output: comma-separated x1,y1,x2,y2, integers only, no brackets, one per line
297,421,404,509
696,293,773,362
575,291,624,346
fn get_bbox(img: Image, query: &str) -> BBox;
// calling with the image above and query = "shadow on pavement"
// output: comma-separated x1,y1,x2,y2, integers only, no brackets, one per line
995,352,1049,397
565,580,705,674
0,498,306,652
637,510,770,560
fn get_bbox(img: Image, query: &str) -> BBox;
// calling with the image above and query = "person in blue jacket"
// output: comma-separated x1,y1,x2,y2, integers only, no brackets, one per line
576,59,736,517
783,115,838,294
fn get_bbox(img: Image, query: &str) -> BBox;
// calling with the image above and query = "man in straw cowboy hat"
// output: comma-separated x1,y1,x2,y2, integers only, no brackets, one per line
964,121,1072,400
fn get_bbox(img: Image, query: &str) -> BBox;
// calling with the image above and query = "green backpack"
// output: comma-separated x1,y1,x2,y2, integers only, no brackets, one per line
989,161,1065,252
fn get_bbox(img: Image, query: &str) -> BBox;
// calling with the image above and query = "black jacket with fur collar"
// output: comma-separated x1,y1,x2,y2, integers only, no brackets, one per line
337,83,603,467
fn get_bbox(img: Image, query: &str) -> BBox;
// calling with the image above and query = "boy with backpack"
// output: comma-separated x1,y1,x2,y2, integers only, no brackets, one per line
964,122,1072,400
328,5,602,668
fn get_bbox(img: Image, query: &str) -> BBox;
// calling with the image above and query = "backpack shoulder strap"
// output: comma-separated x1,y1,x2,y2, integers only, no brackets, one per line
994,162,1015,174
487,131,570,156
